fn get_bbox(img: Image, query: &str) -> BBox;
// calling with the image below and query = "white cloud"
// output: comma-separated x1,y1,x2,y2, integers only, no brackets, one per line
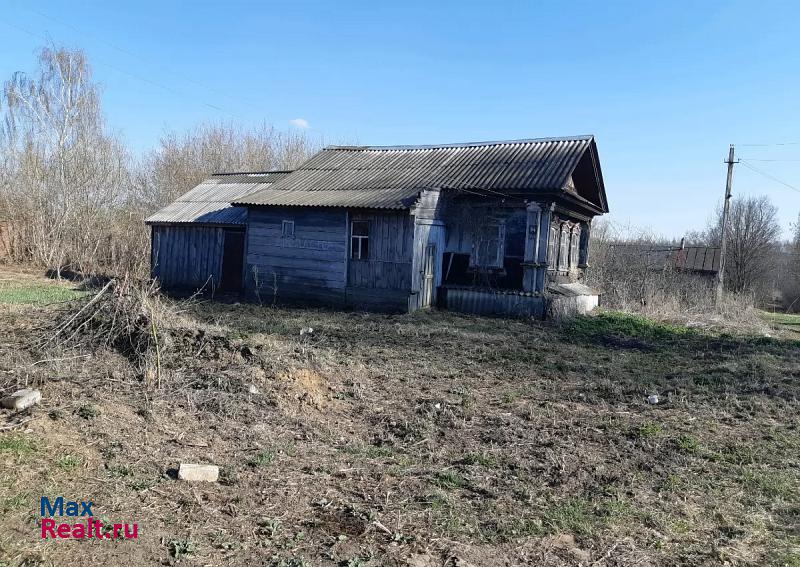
290,118,310,129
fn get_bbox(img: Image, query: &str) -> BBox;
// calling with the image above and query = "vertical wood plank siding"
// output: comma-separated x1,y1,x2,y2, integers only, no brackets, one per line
151,225,225,291
347,211,413,290
346,210,414,311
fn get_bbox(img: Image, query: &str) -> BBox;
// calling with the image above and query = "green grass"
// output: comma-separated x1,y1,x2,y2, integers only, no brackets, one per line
761,311,800,340
56,455,81,472
433,470,468,490
167,538,197,559
0,280,85,305
761,311,800,327
565,311,694,344
457,452,497,466
1,493,28,513
248,449,278,467
0,436,38,456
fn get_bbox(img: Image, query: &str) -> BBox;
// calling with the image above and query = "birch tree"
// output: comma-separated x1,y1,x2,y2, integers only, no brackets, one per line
0,46,129,275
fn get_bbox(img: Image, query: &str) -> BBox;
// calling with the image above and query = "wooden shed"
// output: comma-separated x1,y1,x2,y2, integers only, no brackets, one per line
145,171,290,293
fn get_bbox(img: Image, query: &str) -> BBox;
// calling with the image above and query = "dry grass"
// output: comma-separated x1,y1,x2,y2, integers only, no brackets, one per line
0,271,799,566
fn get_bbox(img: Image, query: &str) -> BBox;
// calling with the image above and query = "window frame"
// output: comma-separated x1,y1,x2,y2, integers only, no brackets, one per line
350,220,370,260
569,225,581,269
281,220,295,239
558,223,570,271
547,222,560,270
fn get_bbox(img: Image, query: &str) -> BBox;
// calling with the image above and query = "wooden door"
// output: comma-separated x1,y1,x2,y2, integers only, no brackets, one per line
421,244,436,308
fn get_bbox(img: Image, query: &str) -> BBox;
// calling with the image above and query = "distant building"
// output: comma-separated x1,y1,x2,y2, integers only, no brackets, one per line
146,135,609,317
608,241,721,277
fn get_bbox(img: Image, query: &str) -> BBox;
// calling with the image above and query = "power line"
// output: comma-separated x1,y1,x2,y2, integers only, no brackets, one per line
23,5,264,116
0,7,251,120
738,158,800,162
737,142,800,147
739,160,800,194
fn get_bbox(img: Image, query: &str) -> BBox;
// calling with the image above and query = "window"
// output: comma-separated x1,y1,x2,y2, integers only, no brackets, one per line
281,220,295,238
569,225,581,269
558,224,570,270
351,220,369,259
547,223,559,270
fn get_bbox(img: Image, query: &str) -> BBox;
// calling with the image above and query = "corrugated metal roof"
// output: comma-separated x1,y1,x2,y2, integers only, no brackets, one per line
234,136,600,209
610,244,721,274
145,171,291,225
676,246,721,273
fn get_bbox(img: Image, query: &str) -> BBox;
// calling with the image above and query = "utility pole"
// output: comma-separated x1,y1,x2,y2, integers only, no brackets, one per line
716,145,737,303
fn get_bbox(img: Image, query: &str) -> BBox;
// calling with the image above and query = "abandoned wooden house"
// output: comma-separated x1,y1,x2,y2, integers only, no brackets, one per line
146,135,609,316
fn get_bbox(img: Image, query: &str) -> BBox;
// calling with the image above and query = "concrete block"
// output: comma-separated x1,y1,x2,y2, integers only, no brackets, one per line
1,389,42,411
178,463,219,482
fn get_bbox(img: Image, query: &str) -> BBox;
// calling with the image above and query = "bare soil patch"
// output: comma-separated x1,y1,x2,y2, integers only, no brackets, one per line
0,271,798,566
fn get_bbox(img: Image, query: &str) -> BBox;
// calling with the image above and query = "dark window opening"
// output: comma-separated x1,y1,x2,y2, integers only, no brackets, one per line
504,212,526,258
351,220,369,259
281,220,295,238
443,253,472,285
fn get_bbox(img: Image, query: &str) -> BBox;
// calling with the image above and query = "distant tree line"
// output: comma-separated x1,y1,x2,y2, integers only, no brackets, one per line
0,45,318,277
588,196,799,314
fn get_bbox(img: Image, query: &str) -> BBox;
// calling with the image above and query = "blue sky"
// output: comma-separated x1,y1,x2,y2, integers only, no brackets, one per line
2,0,800,236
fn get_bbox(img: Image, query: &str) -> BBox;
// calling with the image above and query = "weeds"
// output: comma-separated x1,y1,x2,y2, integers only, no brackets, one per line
76,404,100,420
2,493,28,513
0,437,37,456
56,455,81,471
167,538,196,559
676,435,701,453
433,471,468,490
457,452,497,466
248,443,295,467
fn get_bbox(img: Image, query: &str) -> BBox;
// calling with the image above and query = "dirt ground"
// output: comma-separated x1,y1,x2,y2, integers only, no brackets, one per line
0,268,799,566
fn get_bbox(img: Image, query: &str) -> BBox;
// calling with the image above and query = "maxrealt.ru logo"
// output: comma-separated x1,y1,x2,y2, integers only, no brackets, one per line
40,497,138,540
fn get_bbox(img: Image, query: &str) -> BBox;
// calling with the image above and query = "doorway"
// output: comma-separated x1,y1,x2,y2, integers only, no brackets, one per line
220,229,245,292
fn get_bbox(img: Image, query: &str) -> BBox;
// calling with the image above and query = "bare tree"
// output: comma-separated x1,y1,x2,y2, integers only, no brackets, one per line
0,46,320,278
0,46,130,275
131,123,318,212
705,195,781,296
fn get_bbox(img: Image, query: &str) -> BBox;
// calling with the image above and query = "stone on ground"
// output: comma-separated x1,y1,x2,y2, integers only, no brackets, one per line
1,389,42,411
178,463,219,482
